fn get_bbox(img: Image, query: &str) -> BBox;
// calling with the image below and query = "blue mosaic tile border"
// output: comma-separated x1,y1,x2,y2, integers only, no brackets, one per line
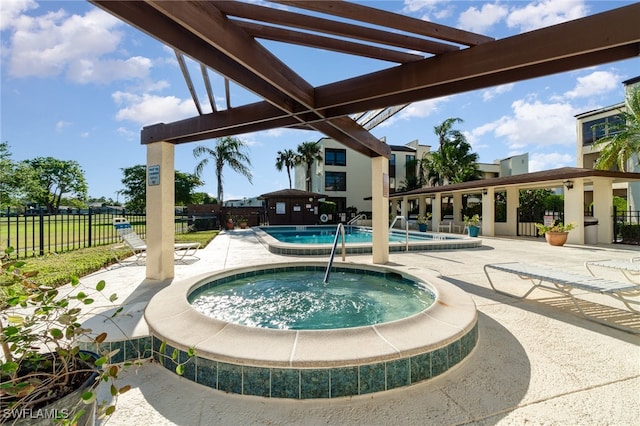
78,336,153,363
150,321,478,399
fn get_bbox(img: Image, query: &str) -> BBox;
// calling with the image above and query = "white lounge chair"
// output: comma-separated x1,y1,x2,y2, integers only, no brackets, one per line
112,217,200,264
584,258,640,283
484,262,640,333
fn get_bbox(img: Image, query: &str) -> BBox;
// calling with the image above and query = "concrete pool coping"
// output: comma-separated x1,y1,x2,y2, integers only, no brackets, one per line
144,261,477,369
254,225,482,255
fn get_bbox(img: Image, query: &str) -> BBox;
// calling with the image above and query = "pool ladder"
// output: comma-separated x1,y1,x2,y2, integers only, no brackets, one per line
323,223,346,284
389,215,410,251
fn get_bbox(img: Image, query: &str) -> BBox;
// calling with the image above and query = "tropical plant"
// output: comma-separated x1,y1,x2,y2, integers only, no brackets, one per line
275,149,297,189
295,141,323,192
593,87,640,172
193,136,253,203
417,213,432,224
463,214,480,227
535,221,576,234
422,118,480,186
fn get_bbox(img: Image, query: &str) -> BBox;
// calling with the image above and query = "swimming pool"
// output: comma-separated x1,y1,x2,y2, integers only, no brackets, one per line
261,225,439,244
255,225,481,255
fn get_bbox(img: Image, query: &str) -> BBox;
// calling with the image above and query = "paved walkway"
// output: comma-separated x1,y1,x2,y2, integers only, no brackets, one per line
76,230,640,425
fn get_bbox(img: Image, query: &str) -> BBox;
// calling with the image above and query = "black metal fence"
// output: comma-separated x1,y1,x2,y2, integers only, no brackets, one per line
614,208,640,244
1,208,189,258
517,207,564,237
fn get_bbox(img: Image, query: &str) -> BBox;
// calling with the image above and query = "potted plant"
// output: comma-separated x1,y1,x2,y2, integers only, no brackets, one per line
225,216,234,230
237,217,249,229
1,248,195,425
0,251,126,424
417,213,432,232
535,221,576,246
463,214,481,237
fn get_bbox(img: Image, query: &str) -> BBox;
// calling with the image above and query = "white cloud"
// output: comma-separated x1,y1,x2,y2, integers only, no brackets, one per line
55,120,71,131
458,3,508,33
0,0,38,31
554,70,622,100
482,83,515,102
485,98,578,149
529,152,574,172
393,98,448,121
402,0,443,14
6,6,153,84
507,0,588,33
116,127,137,140
112,92,198,125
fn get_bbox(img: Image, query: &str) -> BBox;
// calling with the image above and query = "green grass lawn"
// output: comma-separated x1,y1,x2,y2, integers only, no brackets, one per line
1,230,218,306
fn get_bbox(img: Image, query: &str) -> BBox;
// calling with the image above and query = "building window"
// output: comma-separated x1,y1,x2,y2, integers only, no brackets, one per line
325,148,346,166
582,115,623,145
405,154,416,179
325,172,346,191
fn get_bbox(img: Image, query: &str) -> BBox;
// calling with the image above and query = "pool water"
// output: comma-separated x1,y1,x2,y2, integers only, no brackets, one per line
189,268,435,330
260,225,439,244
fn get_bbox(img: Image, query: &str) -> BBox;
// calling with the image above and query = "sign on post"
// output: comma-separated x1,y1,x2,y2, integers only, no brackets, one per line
148,165,160,186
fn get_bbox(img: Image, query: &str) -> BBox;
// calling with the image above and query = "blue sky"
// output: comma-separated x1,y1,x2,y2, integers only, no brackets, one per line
2,0,639,203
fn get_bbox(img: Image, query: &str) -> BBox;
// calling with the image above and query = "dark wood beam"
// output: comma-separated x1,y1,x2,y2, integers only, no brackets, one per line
235,20,424,63
213,0,459,55
315,3,640,109
314,117,391,158
324,44,640,117
274,0,493,46
146,0,317,112
89,0,297,113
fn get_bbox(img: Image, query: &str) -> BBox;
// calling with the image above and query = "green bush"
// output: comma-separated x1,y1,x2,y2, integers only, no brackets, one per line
619,224,640,244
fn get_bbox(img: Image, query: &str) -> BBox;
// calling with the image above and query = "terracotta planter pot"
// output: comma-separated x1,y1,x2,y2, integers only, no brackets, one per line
545,231,569,246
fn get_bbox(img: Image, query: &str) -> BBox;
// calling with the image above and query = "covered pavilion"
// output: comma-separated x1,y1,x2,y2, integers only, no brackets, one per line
89,1,640,280
389,167,640,245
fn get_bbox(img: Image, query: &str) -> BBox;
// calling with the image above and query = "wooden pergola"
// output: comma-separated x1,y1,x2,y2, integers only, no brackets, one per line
89,1,640,280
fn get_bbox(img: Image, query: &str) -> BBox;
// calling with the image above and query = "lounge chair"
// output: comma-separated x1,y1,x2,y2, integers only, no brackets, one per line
484,261,640,333
584,258,640,283
112,217,200,264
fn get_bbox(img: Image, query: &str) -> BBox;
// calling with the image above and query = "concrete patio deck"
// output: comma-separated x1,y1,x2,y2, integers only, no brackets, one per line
78,229,640,425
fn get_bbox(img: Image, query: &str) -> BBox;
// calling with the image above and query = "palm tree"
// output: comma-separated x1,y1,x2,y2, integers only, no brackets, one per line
275,149,297,189
593,87,640,172
422,117,480,185
295,141,323,192
193,136,253,202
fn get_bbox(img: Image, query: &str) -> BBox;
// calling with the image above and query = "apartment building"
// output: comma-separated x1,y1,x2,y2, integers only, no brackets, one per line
294,136,528,217
575,75,640,210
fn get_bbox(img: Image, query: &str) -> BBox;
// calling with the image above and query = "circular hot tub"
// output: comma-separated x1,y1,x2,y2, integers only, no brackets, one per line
144,262,477,399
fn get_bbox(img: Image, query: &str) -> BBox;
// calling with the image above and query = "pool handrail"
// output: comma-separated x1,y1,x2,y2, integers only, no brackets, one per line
389,216,410,251
347,214,367,225
323,223,346,284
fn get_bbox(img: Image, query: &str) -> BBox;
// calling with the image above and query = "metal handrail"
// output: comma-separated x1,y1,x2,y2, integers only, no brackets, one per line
388,216,409,251
323,223,345,284
347,214,367,225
